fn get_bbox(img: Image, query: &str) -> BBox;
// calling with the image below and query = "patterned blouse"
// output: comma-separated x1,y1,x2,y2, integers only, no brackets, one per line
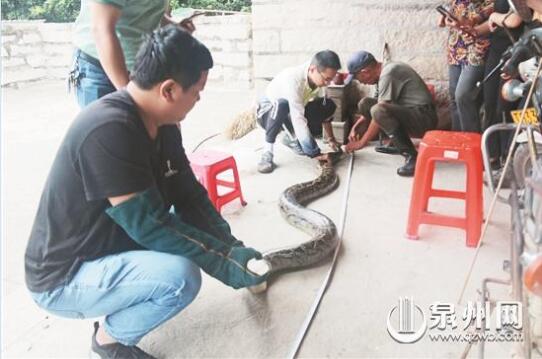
447,0,495,66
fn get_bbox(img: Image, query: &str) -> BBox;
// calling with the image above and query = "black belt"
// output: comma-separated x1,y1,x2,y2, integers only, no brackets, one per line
76,49,102,68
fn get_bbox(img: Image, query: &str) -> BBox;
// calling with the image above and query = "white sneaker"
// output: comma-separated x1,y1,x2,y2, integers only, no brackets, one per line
257,151,275,173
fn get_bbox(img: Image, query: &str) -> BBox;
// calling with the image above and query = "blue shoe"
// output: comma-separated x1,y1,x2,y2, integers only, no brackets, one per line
281,135,304,155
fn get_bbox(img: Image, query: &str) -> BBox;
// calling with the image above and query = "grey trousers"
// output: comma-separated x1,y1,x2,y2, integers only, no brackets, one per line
358,97,438,137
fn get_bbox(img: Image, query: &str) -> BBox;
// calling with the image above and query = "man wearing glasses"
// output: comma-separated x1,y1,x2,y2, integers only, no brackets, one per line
343,51,438,177
256,50,342,173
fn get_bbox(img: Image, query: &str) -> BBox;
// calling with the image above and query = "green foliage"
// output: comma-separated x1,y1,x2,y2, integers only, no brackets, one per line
171,0,251,12
40,0,80,22
1,0,43,20
2,0,79,22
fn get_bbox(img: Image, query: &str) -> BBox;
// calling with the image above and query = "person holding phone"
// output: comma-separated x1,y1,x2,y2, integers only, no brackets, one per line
70,1,197,108
438,0,494,133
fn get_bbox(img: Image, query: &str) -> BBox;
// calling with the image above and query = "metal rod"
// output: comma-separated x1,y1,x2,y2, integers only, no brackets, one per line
287,153,354,359
481,122,519,200
527,125,540,172
476,59,505,89
510,180,525,303
477,278,512,358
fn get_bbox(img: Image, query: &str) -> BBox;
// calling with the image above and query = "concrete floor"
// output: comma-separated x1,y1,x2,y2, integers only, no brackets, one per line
1,80,519,358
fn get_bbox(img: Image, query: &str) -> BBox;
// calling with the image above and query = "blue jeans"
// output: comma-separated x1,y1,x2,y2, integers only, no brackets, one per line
73,50,116,108
30,250,201,346
448,64,485,132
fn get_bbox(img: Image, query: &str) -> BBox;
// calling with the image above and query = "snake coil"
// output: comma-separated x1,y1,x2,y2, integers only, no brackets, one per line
262,158,341,274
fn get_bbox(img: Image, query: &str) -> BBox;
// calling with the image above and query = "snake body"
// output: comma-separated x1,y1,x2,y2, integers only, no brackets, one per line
262,158,340,274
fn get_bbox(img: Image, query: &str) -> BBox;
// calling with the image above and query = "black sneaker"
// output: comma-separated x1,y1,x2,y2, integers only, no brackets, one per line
375,142,400,155
90,322,156,359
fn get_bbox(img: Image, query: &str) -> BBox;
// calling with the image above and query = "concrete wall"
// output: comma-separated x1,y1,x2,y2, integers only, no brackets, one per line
1,15,253,89
252,0,447,81
193,14,253,89
252,0,450,126
1,21,73,87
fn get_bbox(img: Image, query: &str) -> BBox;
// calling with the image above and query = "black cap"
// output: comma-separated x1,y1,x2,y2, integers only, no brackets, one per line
344,51,375,84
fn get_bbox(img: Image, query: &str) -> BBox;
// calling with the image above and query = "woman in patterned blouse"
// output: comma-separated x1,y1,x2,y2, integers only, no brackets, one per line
439,0,494,132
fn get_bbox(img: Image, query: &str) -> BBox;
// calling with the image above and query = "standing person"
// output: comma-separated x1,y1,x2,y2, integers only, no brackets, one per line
70,0,195,108
256,50,342,174
439,0,494,132
484,1,523,167
26,26,266,359
343,51,438,177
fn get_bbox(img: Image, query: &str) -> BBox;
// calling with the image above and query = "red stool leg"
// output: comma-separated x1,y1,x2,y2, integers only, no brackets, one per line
231,159,247,207
211,157,247,213
406,147,431,240
421,158,437,212
465,151,484,247
204,166,220,210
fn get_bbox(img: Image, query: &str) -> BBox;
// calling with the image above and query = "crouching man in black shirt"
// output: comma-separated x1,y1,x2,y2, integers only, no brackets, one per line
24,25,266,359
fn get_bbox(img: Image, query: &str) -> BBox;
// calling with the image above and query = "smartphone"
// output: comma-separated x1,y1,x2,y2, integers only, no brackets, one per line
436,5,460,23
436,5,476,38
185,11,204,21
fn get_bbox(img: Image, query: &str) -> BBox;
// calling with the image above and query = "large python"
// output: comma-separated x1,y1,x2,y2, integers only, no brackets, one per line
224,110,343,281
260,153,342,275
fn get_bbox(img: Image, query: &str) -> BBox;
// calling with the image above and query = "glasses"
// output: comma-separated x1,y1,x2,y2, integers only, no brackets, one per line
318,70,334,84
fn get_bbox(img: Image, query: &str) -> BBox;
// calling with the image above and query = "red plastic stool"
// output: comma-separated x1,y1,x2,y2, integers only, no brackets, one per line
187,149,247,212
406,131,483,247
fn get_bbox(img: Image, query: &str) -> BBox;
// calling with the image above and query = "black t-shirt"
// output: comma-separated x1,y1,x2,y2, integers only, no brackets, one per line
25,90,200,292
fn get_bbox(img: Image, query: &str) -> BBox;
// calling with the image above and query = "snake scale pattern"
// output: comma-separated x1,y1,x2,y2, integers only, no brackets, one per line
262,155,341,274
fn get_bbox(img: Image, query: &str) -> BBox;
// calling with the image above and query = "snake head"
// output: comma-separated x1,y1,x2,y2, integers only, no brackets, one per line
327,150,345,165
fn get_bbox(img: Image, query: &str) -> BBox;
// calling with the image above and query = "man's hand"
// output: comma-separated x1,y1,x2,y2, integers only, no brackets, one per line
227,246,268,288
348,115,366,142
445,15,475,31
444,16,458,28
328,138,340,152
343,141,361,154
315,153,331,164
438,14,446,28
488,13,499,32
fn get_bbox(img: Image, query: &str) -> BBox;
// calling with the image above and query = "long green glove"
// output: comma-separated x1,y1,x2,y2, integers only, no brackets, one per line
174,189,244,247
106,186,266,289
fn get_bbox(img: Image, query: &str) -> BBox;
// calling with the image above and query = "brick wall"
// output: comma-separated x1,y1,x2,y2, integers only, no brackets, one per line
1,15,253,89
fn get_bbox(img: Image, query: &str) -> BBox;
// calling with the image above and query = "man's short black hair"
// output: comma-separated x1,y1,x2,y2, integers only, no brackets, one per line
311,50,341,71
131,25,213,90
